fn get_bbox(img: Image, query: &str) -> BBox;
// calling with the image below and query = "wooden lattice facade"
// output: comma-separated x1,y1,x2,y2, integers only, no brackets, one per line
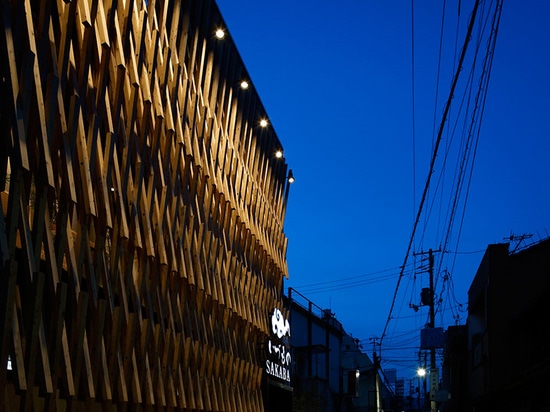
0,0,292,410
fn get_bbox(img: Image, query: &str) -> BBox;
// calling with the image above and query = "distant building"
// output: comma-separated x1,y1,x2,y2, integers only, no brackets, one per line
288,288,394,412
467,239,550,411
341,334,391,412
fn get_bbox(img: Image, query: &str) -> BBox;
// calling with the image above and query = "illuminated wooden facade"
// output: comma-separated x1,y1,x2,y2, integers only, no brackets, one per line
0,0,291,410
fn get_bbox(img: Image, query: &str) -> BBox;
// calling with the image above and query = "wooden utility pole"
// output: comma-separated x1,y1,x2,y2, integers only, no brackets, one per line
369,337,382,412
428,248,437,412
414,248,440,412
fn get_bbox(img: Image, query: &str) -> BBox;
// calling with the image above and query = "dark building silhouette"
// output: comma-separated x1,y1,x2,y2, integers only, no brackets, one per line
441,325,468,412
464,238,550,411
440,238,550,412
289,289,346,411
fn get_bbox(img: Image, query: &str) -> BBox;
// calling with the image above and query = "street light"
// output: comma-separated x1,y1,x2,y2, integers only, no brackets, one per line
417,366,427,411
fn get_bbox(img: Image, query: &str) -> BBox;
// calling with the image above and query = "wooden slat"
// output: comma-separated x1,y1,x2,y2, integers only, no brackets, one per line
1,0,30,171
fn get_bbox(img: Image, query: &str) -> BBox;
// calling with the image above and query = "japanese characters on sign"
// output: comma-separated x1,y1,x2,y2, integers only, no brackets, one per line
266,308,291,383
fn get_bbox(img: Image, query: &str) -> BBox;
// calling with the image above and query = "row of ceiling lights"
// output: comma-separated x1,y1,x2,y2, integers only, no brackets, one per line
215,27,267,126
216,28,268,124
215,27,294,184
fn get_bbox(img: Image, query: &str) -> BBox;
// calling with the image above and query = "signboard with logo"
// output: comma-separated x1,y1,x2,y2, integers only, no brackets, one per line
265,308,291,384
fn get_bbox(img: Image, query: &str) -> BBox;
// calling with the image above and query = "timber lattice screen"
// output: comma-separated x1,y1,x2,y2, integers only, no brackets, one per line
0,0,291,410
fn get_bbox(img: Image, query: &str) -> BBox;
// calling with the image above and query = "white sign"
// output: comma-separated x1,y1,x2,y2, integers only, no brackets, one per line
266,308,291,383
271,308,290,338
265,360,290,382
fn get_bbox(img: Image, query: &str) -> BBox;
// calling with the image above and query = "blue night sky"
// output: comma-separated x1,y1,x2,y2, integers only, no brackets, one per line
215,0,550,379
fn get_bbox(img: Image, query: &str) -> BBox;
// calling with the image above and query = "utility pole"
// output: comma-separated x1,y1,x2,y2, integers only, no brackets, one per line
428,249,437,412
428,249,436,370
369,337,381,412
414,248,440,412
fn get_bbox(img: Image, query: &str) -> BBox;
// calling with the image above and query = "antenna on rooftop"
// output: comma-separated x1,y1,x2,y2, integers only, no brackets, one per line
505,232,533,253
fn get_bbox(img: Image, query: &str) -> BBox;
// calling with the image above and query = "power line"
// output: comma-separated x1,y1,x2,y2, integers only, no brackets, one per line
295,272,400,295
435,0,503,293
411,0,417,223
381,0,482,345
292,265,405,289
290,264,417,295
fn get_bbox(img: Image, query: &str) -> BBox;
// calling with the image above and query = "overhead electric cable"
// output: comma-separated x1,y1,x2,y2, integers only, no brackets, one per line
439,0,503,284
411,0,417,222
381,0,481,345
296,272,400,295
292,265,405,289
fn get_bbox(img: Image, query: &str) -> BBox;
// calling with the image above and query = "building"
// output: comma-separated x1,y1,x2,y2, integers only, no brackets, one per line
440,325,468,412
341,334,386,412
0,0,293,410
288,288,394,412
467,238,550,411
289,289,346,411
